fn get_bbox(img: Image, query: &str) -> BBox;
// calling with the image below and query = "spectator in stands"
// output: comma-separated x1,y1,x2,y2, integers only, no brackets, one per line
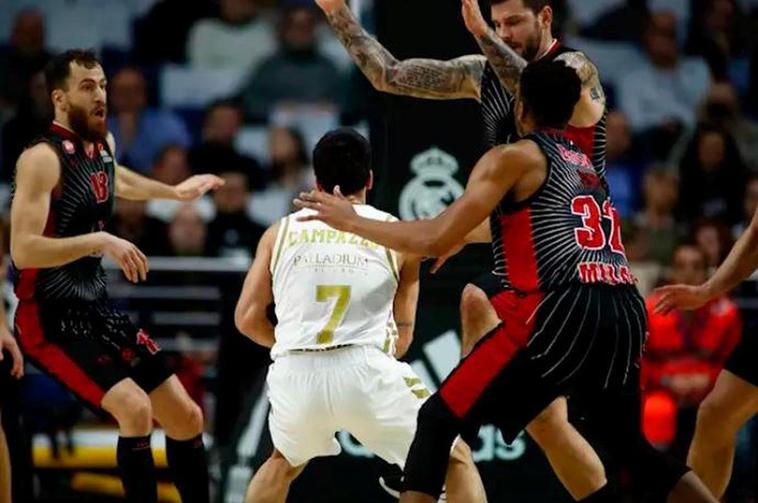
207,170,266,259
109,199,171,256
700,83,758,171
188,100,267,190
643,243,742,458
618,11,712,138
240,5,343,120
249,127,314,225
692,218,734,268
685,0,748,81
0,9,51,113
624,167,681,265
168,204,209,257
734,175,758,238
605,110,643,218
147,145,215,223
582,0,650,44
677,124,746,224
1,71,51,183
187,0,276,72
134,0,217,64
107,67,191,173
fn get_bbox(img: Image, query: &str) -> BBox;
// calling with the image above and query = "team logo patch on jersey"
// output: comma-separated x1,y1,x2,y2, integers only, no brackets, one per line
89,172,109,203
62,140,75,155
399,147,464,220
136,329,161,355
98,144,113,163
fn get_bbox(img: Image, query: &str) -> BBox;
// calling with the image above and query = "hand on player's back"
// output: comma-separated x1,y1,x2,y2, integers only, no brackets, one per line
294,187,358,232
174,175,225,202
461,0,490,37
99,233,149,284
314,0,345,14
654,284,711,314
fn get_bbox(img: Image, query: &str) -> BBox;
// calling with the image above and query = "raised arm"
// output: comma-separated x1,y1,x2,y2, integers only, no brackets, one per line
317,0,486,100
295,143,538,257
235,224,278,348
461,0,526,92
393,255,421,359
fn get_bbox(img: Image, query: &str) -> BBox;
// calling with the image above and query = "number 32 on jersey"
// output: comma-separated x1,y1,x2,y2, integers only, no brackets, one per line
571,195,625,255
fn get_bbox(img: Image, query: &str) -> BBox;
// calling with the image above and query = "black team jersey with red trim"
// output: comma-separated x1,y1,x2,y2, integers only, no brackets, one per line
12,123,115,302
490,131,634,293
480,41,608,177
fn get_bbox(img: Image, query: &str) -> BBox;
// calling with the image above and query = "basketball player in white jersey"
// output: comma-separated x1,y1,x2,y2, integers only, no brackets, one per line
235,128,486,503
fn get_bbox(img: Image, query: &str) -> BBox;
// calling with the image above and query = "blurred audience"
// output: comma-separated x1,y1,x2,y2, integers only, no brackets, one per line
605,110,643,218
0,9,51,113
187,0,276,72
241,5,343,120
1,71,51,183
107,66,191,173
691,218,735,268
685,0,748,81
109,199,170,256
624,168,681,265
643,243,742,457
618,11,711,143
188,100,267,190
700,83,758,171
249,126,314,225
133,0,216,65
582,0,650,44
168,204,209,257
677,124,746,224
207,170,266,259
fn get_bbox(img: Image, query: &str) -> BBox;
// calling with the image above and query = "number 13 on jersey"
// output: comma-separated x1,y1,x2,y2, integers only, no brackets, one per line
316,285,352,344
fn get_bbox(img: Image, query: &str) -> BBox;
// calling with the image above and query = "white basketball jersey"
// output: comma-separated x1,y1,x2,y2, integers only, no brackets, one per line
269,205,401,359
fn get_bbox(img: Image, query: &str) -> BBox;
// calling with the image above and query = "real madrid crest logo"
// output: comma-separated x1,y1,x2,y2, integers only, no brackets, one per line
399,147,465,221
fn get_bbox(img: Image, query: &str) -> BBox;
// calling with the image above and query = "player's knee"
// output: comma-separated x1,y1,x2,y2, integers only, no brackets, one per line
266,451,300,485
697,394,737,439
526,403,565,442
183,402,205,436
460,284,489,321
108,389,153,434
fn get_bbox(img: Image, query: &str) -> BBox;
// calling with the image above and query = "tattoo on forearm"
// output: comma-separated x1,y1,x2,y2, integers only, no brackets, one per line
475,28,526,92
325,4,484,99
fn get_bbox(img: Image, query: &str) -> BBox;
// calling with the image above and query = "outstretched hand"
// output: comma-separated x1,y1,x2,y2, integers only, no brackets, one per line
654,284,711,314
175,175,225,202
294,186,359,232
462,0,490,37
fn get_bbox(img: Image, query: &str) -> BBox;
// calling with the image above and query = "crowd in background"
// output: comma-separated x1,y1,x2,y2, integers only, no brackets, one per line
1,0,758,500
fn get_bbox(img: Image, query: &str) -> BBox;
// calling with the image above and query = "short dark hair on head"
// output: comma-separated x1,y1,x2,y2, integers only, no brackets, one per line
519,59,581,130
313,128,371,196
488,0,551,12
44,49,101,96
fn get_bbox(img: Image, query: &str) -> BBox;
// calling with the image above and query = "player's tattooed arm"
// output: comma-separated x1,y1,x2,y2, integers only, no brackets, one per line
323,2,486,100
474,29,526,92
555,52,606,107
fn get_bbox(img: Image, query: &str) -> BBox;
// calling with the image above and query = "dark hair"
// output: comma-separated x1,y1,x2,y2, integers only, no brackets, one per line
488,0,551,12
313,128,371,196
519,59,580,129
205,99,242,123
44,49,101,96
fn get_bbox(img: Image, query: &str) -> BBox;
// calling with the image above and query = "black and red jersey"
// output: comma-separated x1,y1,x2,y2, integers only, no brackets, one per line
480,41,608,176
13,123,115,302
490,131,634,293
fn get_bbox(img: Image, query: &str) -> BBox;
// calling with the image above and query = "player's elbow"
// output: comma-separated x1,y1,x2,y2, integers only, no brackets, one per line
10,239,32,269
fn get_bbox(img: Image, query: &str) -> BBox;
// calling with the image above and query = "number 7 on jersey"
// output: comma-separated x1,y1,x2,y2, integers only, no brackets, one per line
316,285,352,344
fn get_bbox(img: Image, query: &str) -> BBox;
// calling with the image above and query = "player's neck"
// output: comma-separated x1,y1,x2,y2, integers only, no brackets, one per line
536,36,558,61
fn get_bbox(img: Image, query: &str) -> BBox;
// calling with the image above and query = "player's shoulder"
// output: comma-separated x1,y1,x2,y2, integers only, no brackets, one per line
355,204,399,223
498,139,545,164
15,143,61,189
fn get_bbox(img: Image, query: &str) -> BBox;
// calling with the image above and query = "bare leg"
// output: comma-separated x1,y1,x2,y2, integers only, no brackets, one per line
526,398,607,500
444,440,487,503
688,371,758,498
245,449,305,503
400,492,437,503
0,411,11,503
459,284,500,357
667,471,719,503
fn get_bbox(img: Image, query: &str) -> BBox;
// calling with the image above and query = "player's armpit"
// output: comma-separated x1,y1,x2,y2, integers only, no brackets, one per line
324,2,485,100
235,223,279,347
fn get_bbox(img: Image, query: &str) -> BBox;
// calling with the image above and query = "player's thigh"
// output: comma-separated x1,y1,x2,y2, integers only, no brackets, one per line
344,356,430,468
265,361,341,467
149,375,204,436
698,370,758,431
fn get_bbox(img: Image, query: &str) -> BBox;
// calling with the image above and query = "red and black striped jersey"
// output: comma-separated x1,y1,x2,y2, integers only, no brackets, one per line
480,41,608,177
490,131,634,294
13,123,115,302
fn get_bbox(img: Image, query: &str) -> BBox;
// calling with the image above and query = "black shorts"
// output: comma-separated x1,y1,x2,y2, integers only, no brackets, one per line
468,271,503,299
439,283,647,443
724,331,758,387
15,298,173,410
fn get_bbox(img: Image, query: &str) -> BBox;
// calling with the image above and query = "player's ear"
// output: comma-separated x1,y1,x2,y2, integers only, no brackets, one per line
539,5,553,28
367,170,374,191
51,89,67,111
